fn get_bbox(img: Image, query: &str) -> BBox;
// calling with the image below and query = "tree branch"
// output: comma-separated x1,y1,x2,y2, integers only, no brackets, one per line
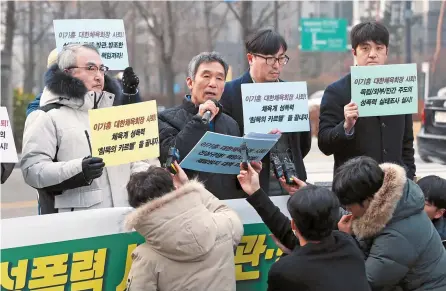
212,6,230,40
132,1,162,41
256,2,286,28
226,3,242,24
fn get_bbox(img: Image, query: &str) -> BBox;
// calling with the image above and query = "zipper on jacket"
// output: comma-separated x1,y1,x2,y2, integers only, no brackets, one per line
85,130,93,156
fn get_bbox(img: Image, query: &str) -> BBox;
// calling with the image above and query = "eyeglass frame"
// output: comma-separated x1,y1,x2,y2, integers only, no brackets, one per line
66,64,109,74
250,53,290,66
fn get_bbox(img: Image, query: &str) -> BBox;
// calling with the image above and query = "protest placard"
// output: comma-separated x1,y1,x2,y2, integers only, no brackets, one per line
180,132,279,174
0,107,18,163
53,19,129,70
351,63,418,117
241,82,310,134
88,101,159,166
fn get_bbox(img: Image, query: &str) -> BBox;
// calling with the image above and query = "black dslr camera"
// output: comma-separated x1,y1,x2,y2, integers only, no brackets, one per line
240,142,249,170
165,147,180,174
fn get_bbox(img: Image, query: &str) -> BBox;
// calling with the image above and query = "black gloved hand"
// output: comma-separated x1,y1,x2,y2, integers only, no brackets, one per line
122,67,139,94
82,157,105,181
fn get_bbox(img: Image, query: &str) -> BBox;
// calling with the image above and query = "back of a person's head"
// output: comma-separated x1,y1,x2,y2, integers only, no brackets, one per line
287,185,340,241
418,175,446,210
333,156,384,206
127,166,175,208
245,28,288,55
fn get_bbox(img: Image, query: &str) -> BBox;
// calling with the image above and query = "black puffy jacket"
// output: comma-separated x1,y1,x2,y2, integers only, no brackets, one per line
158,98,246,200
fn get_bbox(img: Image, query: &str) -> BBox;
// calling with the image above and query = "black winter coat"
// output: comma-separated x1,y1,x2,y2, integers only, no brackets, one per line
318,74,416,179
268,231,371,291
220,71,311,190
158,98,245,200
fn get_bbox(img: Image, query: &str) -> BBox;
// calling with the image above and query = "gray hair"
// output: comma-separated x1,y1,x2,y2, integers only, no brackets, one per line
187,51,228,80
57,44,100,70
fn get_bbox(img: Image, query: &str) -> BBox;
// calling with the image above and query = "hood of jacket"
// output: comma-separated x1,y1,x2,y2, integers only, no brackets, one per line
40,64,120,110
125,180,218,262
353,163,424,239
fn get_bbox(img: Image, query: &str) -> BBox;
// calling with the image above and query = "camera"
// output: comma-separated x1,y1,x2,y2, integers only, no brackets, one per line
165,147,180,174
239,142,249,170
271,153,284,179
282,156,297,185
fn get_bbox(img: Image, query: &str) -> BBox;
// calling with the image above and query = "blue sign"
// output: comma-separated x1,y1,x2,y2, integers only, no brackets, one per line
180,132,279,174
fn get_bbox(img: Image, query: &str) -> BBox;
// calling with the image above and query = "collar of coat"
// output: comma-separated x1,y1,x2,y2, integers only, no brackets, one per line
352,163,407,239
124,179,205,231
44,64,120,99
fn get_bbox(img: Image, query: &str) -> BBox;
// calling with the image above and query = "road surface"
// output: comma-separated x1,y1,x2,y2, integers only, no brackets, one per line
1,138,445,219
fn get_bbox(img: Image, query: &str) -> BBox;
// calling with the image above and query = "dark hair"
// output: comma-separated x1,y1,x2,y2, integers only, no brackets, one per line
287,185,340,241
188,51,228,80
127,166,175,208
350,21,389,50
245,28,288,55
417,175,446,210
332,156,384,206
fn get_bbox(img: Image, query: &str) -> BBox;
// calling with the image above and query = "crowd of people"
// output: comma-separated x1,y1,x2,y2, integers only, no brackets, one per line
1,20,445,290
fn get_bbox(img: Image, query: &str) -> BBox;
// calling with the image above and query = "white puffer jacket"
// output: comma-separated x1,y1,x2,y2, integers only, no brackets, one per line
21,65,159,211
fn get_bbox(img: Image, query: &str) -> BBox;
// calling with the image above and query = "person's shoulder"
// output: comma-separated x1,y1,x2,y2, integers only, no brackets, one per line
159,105,183,120
327,73,351,91
270,252,307,276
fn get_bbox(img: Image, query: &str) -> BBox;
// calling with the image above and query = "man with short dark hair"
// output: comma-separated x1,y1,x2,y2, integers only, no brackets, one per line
318,21,416,179
221,28,311,196
417,175,446,240
125,162,243,291
158,52,243,199
237,163,370,291
334,156,446,290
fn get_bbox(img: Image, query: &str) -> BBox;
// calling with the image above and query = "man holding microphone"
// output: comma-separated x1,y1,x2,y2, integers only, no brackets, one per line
158,52,244,199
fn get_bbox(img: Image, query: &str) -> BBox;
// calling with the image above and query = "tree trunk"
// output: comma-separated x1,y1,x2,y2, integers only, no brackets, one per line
274,1,279,30
1,1,16,127
164,61,176,107
204,2,214,51
24,2,35,94
241,1,253,70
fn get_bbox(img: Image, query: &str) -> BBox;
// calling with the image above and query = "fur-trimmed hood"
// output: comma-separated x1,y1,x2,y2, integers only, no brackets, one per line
40,64,121,110
125,180,218,262
353,163,424,239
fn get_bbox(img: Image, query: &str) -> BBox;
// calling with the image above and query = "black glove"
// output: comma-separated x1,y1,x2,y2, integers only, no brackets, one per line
82,157,105,181
122,67,139,94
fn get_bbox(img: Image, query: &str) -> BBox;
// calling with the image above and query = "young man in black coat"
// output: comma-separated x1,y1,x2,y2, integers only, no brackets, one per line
158,52,244,200
237,163,370,291
318,21,416,179
221,28,311,196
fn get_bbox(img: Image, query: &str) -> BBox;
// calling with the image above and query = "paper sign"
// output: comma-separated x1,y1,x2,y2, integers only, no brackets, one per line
351,63,418,117
241,82,310,134
53,19,129,70
180,132,279,174
88,101,159,166
0,107,18,163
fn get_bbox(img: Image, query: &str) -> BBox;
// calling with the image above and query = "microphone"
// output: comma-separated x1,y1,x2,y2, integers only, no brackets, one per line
202,111,212,125
201,99,220,124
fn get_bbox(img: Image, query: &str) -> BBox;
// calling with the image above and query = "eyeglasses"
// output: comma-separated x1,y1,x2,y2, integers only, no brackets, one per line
67,65,109,74
252,53,290,66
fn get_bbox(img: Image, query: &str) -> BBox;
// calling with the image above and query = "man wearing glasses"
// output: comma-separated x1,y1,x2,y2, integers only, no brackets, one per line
26,48,141,117
21,44,159,214
221,28,311,196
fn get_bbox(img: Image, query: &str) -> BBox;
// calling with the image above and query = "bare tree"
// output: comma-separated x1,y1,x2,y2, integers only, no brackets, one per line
133,1,177,106
1,0,16,124
203,2,229,51
101,1,119,19
227,1,286,68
